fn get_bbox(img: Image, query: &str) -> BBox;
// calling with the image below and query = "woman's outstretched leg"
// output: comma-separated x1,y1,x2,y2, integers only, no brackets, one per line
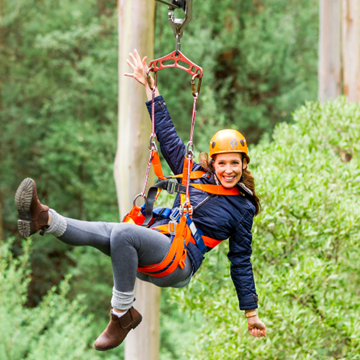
53,213,117,256
15,178,117,256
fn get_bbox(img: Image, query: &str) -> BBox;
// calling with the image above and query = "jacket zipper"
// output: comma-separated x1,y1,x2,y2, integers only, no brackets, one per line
193,194,215,214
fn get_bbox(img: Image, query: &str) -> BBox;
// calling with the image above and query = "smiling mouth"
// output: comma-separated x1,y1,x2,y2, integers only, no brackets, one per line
223,176,236,182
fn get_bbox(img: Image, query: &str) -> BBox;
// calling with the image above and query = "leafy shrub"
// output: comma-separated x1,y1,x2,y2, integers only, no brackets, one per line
170,98,360,359
0,239,109,360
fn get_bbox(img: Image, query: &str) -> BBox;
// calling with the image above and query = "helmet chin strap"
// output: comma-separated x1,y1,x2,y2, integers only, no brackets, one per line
210,159,222,185
238,182,253,196
213,172,221,185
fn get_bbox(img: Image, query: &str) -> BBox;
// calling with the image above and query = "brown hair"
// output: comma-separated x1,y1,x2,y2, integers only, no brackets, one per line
199,152,261,216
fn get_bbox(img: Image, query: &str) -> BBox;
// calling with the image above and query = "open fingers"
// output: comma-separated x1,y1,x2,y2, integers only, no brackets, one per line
142,56,149,73
134,49,142,63
129,52,137,65
124,73,134,77
126,59,135,70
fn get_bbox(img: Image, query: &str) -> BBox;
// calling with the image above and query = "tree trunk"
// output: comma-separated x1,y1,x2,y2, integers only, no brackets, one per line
125,280,161,360
0,197,3,241
0,3,3,241
342,0,360,102
318,0,342,101
115,1,160,359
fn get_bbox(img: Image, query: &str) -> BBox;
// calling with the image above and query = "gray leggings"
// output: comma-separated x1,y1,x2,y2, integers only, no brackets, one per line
57,218,192,306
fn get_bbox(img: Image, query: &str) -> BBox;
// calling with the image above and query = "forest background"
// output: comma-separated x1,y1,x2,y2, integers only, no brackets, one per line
1,0,359,359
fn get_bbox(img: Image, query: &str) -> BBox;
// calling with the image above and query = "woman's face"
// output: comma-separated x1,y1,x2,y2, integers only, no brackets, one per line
213,153,247,188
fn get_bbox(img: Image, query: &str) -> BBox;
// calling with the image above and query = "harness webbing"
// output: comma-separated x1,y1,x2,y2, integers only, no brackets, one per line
148,224,223,249
190,183,244,195
137,214,190,277
141,174,244,228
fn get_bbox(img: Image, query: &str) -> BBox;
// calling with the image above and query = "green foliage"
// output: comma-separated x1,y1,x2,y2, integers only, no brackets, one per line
155,0,319,145
170,98,360,359
0,238,107,360
67,246,114,333
0,0,119,304
1,0,119,235
160,287,205,360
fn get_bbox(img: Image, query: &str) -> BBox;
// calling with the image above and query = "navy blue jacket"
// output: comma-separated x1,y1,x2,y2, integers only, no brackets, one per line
146,95,258,311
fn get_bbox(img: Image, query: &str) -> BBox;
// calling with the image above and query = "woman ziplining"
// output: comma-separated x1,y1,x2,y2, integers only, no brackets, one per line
15,0,266,350
15,49,266,350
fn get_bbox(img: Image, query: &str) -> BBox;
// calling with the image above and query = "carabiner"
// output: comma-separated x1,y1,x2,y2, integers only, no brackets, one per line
191,74,201,96
133,193,146,207
149,134,158,151
146,69,156,91
186,141,194,158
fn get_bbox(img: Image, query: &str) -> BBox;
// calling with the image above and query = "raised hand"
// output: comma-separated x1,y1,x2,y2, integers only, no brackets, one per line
124,49,149,86
247,315,267,338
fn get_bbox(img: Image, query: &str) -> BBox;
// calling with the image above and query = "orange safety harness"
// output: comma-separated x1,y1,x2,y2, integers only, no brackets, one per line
123,156,244,278
122,12,245,277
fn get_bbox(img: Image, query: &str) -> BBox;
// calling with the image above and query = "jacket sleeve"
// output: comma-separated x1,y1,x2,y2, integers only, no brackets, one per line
227,210,259,311
145,95,186,175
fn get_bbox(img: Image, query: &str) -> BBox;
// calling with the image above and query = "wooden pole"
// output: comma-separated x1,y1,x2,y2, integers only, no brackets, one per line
342,0,360,102
115,1,161,359
0,2,3,241
318,0,342,101
0,196,3,241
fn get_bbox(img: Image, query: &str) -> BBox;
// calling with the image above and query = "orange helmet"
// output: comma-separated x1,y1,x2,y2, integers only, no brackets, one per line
209,129,249,163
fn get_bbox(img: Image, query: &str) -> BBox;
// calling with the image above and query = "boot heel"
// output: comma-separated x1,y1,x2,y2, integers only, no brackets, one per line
18,219,33,238
132,314,143,330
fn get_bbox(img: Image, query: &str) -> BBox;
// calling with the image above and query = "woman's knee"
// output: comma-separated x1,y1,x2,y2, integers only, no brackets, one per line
110,223,137,250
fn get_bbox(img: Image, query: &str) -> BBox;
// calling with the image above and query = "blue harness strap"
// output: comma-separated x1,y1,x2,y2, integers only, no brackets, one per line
141,205,172,219
185,214,207,254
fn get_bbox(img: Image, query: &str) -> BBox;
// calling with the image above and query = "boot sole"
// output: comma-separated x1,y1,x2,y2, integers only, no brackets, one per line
15,178,34,238
94,314,143,351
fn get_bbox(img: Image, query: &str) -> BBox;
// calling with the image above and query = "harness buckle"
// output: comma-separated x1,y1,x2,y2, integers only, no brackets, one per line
168,220,177,235
166,180,177,195
179,247,187,269
170,207,180,222
180,202,193,216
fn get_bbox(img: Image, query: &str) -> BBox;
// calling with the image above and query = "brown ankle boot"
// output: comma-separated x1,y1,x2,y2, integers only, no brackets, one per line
15,178,49,238
94,307,142,351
